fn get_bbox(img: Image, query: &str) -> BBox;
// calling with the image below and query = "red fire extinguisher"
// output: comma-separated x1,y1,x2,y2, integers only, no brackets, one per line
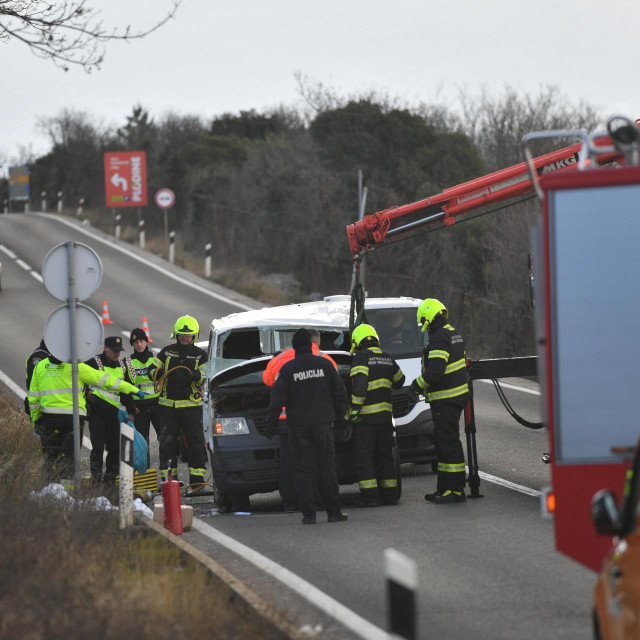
162,461,183,535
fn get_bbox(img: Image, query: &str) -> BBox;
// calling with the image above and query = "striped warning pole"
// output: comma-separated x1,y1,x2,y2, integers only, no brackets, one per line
384,548,417,640
119,421,134,529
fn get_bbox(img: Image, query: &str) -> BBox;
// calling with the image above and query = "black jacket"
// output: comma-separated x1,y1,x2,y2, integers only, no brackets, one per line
267,347,348,428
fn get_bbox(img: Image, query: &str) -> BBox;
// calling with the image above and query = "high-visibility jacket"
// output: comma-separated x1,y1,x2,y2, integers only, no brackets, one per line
85,353,136,416
24,339,50,416
350,346,405,423
28,357,139,424
125,349,160,401
147,342,208,409
263,344,337,420
413,319,469,406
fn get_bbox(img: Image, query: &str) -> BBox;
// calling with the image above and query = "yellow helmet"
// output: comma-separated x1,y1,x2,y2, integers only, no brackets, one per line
416,299,447,333
172,315,200,340
350,324,379,353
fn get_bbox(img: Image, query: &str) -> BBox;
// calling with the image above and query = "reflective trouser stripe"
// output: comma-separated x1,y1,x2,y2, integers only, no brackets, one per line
380,479,398,488
189,467,206,478
359,478,378,490
438,462,466,473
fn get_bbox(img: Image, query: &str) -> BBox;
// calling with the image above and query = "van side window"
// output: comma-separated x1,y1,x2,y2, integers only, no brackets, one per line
220,329,263,359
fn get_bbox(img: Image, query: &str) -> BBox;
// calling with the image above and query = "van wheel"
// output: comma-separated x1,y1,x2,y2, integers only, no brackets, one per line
213,484,233,513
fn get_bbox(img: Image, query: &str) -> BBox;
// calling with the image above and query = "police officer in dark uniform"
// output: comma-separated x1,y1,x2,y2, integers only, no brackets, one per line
410,298,469,504
24,339,51,445
349,324,405,507
266,328,348,525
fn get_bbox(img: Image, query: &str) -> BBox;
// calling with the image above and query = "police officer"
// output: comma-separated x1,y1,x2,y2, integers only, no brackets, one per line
410,299,469,504
125,327,162,469
266,328,348,525
263,328,338,513
349,324,405,507
24,339,50,442
28,353,144,479
147,315,208,494
85,336,137,485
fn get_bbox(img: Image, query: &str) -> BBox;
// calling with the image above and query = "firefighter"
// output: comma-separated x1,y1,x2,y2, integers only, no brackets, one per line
124,327,162,469
410,298,469,504
263,328,338,512
266,328,348,525
85,336,138,485
24,338,50,443
28,353,144,480
348,324,405,507
147,315,208,495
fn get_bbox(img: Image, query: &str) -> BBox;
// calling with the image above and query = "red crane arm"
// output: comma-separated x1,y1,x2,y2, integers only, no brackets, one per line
346,137,621,260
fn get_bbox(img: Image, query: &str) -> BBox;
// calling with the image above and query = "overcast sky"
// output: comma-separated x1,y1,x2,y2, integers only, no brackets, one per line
2,0,638,175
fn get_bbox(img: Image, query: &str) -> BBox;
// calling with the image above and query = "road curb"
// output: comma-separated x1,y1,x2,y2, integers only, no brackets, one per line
137,514,305,640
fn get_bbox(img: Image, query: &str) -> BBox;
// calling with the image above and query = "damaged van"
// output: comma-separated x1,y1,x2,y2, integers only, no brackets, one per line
202,295,434,510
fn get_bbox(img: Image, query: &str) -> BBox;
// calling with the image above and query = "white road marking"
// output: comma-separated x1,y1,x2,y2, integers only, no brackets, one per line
30,271,43,283
476,379,541,396
473,468,541,497
192,518,390,640
16,259,31,271
36,213,256,311
0,369,26,398
0,244,17,259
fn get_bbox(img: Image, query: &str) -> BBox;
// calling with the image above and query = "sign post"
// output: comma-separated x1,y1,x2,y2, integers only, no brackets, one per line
9,166,30,211
42,243,103,483
154,188,176,254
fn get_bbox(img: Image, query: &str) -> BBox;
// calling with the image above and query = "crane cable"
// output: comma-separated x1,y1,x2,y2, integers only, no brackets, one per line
467,363,544,430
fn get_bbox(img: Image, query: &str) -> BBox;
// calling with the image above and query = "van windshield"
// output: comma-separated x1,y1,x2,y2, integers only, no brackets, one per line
366,308,426,358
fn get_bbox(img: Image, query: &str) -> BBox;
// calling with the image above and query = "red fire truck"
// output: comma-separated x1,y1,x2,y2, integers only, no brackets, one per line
345,115,640,574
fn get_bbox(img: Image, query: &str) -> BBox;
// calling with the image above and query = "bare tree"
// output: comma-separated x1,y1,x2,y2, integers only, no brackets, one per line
0,0,180,72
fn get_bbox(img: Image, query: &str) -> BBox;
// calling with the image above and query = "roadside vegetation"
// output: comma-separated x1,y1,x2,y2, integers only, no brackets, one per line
0,393,278,640
1,83,602,357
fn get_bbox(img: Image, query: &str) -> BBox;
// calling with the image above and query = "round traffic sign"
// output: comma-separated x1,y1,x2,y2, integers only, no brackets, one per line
155,188,175,209
44,303,104,362
42,242,103,302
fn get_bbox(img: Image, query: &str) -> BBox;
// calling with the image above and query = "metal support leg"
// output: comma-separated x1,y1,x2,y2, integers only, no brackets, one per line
464,379,483,498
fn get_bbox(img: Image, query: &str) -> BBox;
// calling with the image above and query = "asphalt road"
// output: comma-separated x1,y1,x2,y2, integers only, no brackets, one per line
0,212,596,640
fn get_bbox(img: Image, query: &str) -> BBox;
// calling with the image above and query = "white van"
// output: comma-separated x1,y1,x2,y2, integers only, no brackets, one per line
202,295,434,509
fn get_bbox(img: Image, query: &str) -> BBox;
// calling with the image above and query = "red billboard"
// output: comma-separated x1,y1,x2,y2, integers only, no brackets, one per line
104,151,148,207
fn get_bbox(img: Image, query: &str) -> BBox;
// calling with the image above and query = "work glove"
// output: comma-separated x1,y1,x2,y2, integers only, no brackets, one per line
265,422,277,439
349,409,361,425
191,370,202,383
136,390,147,400
410,379,423,396
406,386,419,404
33,420,44,437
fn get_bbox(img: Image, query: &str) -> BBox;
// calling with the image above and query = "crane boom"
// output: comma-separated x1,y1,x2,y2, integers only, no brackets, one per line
346,135,622,261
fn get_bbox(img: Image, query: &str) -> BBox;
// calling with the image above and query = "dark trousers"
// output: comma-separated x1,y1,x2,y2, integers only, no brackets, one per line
278,422,299,509
89,411,119,483
432,401,466,491
41,423,75,480
353,418,397,500
158,406,206,483
289,421,341,519
133,401,162,469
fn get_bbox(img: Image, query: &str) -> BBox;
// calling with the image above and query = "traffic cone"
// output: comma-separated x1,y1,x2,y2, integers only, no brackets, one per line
142,316,153,343
101,300,113,325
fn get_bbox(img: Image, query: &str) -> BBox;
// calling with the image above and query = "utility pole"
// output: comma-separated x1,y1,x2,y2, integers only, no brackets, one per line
351,169,367,292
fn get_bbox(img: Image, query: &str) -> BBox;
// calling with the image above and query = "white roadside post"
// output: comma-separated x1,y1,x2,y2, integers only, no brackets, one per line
3,199,7,213
204,243,212,278
25,200,30,213
76,198,84,217
139,219,145,249
384,548,417,640
119,421,134,529
169,231,175,264
57,191,63,213
41,191,46,212
115,214,122,239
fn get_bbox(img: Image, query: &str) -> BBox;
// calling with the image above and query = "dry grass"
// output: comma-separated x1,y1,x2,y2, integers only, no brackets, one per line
0,394,282,640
